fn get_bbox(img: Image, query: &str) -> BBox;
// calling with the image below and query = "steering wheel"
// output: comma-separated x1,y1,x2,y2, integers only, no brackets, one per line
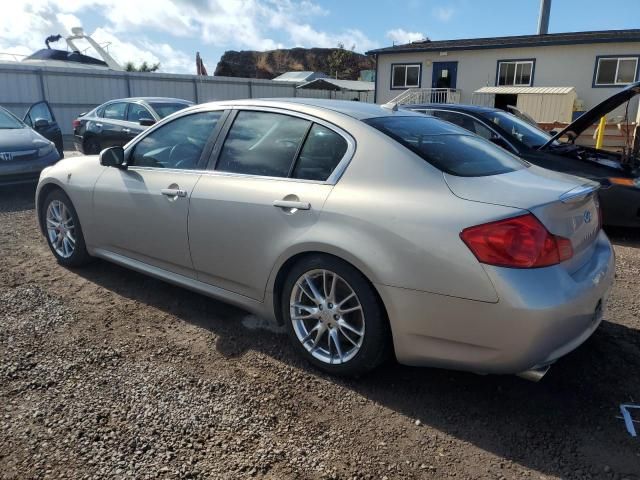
169,142,201,169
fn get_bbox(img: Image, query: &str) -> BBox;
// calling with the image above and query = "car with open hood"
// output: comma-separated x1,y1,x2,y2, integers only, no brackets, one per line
0,103,61,185
404,82,640,228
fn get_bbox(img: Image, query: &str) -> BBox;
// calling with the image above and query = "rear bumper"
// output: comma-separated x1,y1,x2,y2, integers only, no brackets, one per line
377,231,615,375
0,151,60,185
73,135,84,153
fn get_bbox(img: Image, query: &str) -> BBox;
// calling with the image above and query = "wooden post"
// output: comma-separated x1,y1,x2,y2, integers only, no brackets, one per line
595,116,606,149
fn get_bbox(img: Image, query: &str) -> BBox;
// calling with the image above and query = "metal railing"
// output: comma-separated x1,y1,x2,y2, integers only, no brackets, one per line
390,88,461,105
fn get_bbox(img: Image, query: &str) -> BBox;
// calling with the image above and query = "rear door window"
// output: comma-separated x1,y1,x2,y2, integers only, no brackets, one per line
216,111,310,178
364,116,527,177
103,102,127,120
291,124,348,181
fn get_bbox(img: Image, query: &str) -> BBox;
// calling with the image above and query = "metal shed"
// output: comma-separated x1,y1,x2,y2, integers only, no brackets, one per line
297,78,375,92
471,86,577,123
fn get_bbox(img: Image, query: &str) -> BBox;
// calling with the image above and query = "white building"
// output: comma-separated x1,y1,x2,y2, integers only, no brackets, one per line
367,29,640,122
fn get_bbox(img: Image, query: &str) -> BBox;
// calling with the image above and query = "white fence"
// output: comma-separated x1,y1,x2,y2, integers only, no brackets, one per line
0,63,373,135
389,88,461,105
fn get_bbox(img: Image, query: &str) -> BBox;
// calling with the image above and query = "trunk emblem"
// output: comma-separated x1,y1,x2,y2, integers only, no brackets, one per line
0,152,13,161
584,210,592,223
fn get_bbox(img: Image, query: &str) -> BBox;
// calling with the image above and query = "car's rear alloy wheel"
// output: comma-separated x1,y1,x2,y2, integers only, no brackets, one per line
42,189,91,267
290,269,365,365
283,255,390,376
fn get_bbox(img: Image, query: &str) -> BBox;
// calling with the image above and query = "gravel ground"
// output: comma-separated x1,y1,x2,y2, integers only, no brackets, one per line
1,169,640,479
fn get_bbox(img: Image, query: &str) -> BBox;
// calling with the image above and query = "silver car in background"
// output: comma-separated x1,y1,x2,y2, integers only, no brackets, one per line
35,99,614,380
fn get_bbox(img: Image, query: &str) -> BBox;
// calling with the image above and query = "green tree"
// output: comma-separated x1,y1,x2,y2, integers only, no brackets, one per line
124,61,160,72
327,43,357,79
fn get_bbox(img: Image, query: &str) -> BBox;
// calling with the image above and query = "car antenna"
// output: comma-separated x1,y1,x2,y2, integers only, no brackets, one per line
381,102,398,111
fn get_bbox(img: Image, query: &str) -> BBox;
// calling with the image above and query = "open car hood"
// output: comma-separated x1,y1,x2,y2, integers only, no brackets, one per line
540,81,640,150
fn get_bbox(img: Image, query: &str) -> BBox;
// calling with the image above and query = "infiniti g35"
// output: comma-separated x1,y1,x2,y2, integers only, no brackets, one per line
36,99,614,379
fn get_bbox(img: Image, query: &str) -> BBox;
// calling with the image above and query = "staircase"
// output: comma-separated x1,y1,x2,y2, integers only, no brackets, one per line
390,88,461,105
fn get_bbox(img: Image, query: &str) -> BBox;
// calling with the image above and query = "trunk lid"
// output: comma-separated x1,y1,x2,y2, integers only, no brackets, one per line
445,165,601,273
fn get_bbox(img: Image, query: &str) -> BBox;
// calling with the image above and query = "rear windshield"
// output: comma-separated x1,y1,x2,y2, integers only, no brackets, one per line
364,116,527,177
149,102,191,118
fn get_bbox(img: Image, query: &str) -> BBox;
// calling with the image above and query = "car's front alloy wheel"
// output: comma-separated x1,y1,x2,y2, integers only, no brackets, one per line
283,255,390,376
46,199,76,259
42,189,91,267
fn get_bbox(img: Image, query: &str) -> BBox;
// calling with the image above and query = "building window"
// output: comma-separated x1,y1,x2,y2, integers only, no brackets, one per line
496,60,534,86
391,63,421,89
594,56,639,86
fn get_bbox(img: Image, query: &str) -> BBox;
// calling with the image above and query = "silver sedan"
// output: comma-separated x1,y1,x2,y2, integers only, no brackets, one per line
35,99,614,380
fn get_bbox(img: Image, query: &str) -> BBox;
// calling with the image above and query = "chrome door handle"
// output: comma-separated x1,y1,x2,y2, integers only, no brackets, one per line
273,199,311,210
122,128,130,133
161,188,187,197
95,123,103,128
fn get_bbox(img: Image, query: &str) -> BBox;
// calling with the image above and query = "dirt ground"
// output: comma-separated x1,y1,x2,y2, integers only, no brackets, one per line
1,177,640,480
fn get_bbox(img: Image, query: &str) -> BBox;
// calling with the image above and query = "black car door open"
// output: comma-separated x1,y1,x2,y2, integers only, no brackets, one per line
23,101,64,157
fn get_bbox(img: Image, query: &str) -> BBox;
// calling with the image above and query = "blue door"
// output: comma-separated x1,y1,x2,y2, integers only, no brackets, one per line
431,61,458,89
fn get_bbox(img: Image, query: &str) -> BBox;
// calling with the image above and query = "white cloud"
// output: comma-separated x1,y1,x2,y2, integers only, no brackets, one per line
386,28,425,45
95,0,197,37
433,6,455,22
0,0,378,73
88,27,194,73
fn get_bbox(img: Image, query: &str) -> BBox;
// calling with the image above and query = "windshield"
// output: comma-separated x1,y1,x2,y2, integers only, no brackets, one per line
149,102,191,119
365,116,527,177
480,111,556,149
0,108,25,129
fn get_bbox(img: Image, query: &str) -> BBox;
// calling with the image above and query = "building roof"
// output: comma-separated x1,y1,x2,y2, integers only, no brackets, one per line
366,29,640,55
297,78,375,91
272,71,328,82
474,86,576,95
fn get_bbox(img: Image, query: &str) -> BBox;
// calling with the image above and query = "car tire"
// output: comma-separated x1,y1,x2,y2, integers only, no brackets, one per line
41,189,91,267
282,254,390,376
83,137,101,155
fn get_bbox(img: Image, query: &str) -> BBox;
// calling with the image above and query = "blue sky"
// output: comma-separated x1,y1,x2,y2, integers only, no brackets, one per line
2,0,639,74
318,0,640,40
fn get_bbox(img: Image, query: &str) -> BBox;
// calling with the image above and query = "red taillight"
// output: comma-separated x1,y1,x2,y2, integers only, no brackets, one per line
72,119,81,129
460,213,573,268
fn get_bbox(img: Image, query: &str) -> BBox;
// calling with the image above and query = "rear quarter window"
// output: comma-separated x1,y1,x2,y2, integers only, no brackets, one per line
364,116,527,177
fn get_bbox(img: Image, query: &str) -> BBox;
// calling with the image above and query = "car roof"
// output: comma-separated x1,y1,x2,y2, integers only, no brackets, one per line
196,98,426,120
403,103,499,115
106,97,193,104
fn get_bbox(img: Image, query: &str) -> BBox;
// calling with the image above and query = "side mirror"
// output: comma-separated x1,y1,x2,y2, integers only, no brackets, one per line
139,118,155,127
34,118,50,129
99,146,127,169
